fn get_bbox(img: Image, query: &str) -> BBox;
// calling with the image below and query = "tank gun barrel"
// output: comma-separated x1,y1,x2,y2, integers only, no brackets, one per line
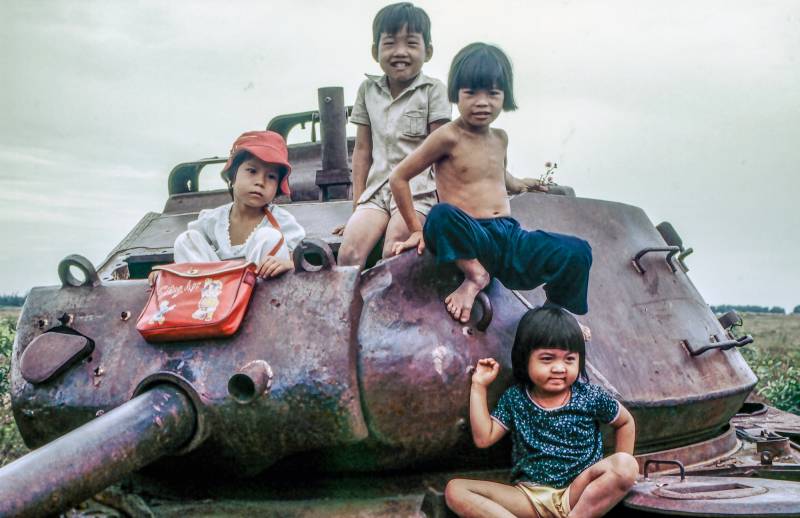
0,384,196,517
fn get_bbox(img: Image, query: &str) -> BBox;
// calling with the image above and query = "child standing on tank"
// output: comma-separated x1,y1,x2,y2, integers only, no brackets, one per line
390,43,593,323
334,2,452,268
172,130,305,279
446,307,638,518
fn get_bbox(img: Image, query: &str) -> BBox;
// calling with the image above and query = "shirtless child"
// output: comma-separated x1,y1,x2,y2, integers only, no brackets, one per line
390,43,592,323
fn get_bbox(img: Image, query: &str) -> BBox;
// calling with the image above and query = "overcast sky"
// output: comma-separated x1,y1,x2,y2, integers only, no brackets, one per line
1,1,798,310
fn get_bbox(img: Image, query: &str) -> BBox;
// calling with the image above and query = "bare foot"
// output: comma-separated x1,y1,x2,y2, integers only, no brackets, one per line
445,272,490,323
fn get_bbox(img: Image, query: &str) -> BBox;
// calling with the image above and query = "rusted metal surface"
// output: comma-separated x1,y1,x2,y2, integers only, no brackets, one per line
11,192,762,483
683,464,800,481
11,261,368,477
733,403,800,438
626,404,800,516
321,250,526,470
632,245,681,274
228,360,273,404
634,425,740,475
645,459,687,481
626,475,800,516
509,193,757,452
653,481,768,500
58,253,102,287
687,334,754,356
317,87,349,174
0,384,195,517
756,435,793,458
20,329,94,384
316,87,351,201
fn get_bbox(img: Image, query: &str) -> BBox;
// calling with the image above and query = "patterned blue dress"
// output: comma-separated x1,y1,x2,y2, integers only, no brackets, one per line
490,381,620,488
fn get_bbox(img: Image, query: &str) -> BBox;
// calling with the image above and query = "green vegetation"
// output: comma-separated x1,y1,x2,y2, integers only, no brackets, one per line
0,293,26,307
737,313,800,415
711,304,786,315
1,315,28,466
0,319,13,397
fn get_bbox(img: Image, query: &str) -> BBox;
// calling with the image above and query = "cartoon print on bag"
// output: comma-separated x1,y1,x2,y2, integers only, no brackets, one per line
149,300,176,325
192,278,224,321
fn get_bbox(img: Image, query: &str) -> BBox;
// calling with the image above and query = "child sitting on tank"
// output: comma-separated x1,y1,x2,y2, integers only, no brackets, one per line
446,307,638,518
171,130,305,279
333,2,452,269
390,43,593,323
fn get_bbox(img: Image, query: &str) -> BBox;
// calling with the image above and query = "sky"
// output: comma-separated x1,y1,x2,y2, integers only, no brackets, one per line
1,0,798,310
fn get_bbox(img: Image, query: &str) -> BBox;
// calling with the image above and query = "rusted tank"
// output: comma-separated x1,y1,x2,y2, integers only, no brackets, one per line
2,87,799,517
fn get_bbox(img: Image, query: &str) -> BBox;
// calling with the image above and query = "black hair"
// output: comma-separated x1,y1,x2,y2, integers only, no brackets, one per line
372,2,432,48
511,306,587,389
223,150,288,199
448,42,517,111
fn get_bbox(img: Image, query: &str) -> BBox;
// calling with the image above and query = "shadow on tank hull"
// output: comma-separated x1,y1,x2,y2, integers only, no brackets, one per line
2,87,799,517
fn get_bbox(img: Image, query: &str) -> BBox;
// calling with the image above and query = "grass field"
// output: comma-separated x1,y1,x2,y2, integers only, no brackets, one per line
0,308,20,320
737,313,800,414
738,313,800,355
1,310,798,468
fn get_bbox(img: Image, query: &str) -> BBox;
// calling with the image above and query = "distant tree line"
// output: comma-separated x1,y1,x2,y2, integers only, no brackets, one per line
711,304,790,315
0,293,26,307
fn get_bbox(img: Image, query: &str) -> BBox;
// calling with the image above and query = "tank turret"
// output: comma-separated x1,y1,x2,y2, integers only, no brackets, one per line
1,87,798,517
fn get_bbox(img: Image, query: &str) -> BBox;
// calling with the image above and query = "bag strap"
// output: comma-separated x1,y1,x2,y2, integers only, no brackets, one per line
263,207,285,258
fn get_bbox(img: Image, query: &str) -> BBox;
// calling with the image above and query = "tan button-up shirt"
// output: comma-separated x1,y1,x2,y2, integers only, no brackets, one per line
350,72,451,203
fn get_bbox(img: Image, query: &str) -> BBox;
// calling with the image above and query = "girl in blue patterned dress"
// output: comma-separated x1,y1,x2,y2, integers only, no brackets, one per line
445,307,638,518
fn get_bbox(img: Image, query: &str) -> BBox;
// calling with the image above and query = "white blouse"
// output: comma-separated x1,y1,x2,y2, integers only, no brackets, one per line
185,202,306,260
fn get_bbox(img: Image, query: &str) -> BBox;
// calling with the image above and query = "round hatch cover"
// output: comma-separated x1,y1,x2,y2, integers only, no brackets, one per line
625,476,800,516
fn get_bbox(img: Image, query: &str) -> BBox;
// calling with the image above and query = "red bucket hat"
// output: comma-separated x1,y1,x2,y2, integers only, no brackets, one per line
221,131,292,197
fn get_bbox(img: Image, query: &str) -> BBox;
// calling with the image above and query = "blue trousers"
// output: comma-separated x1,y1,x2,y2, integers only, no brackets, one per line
423,203,592,315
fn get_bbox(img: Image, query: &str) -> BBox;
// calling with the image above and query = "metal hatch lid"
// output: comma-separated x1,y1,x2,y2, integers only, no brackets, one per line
625,475,800,516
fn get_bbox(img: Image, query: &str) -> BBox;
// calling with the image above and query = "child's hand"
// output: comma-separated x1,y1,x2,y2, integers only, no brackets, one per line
257,257,294,279
505,176,527,195
331,224,346,236
471,358,500,387
520,177,549,193
391,230,425,256
506,174,548,195
147,270,159,288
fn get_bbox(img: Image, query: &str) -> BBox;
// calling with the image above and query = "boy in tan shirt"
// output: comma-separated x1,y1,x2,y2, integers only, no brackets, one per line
335,3,451,268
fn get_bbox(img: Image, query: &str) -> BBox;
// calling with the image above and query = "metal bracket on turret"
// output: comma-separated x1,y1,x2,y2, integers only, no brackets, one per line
293,238,335,273
58,254,101,288
683,334,754,356
632,246,681,274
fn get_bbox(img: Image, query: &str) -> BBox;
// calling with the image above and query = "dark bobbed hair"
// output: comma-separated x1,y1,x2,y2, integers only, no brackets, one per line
224,150,288,199
448,42,517,111
511,307,587,388
372,2,432,48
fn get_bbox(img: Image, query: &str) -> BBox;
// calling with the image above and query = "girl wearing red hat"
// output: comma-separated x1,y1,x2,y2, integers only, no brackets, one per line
172,131,306,279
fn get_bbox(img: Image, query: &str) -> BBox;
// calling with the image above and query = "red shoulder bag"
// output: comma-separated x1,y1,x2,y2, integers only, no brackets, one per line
136,260,258,342
136,207,286,342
